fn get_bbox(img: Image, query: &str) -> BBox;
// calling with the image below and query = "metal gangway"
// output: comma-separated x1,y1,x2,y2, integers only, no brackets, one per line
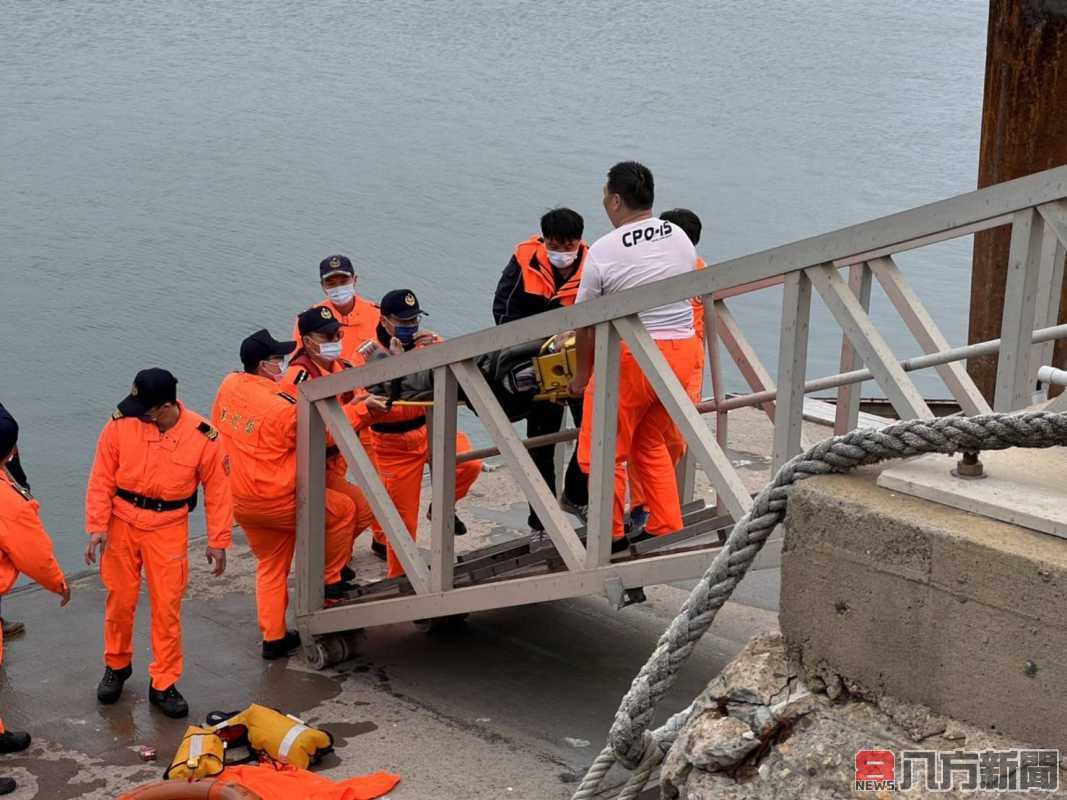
293,166,1067,667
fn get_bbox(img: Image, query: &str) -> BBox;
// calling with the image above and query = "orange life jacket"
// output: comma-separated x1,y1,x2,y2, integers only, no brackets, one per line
514,236,587,307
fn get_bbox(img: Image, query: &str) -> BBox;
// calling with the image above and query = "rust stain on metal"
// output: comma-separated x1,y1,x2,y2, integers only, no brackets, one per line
969,0,1067,401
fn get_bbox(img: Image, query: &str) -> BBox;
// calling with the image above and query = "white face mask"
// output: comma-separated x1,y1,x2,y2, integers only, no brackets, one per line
262,361,285,383
317,341,342,361
326,283,356,305
547,250,578,269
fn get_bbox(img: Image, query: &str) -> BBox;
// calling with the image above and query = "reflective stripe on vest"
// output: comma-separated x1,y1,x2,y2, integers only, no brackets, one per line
277,723,309,759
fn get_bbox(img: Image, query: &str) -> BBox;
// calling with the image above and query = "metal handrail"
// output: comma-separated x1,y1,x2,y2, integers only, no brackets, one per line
298,166,1067,404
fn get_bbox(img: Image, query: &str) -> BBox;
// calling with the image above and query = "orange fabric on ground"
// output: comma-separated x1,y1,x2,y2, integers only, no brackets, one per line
372,427,481,579
0,470,68,733
218,762,399,800
101,516,189,689
85,404,232,689
579,336,701,538
291,295,381,364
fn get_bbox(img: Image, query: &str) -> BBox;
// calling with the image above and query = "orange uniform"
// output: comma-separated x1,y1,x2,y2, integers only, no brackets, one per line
351,331,482,579
690,256,708,400
291,296,380,364
284,350,385,549
85,404,232,691
211,373,371,641
0,469,68,733
579,337,701,539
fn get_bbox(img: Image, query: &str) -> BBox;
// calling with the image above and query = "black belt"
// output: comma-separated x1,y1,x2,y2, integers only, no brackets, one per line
116,487,198,513
371,417,427,434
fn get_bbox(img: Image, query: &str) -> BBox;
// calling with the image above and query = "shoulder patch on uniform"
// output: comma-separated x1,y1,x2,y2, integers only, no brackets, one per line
294,370,310,384
9,481,32,501
196,421,219,441
276,391,297,404
111,409,124,421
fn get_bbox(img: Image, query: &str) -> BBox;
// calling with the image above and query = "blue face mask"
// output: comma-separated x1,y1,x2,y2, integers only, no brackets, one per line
395,324,419,345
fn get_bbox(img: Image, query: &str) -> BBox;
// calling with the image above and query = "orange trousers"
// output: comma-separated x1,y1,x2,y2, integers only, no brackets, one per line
628,343,705,510
579,336,702,538
326,465,377,560
371,429,482,578
235,489,355,642
101,516,189,690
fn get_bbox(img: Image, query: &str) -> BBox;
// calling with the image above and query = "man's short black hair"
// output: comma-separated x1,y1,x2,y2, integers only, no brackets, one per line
660,208,702,246
540,208,584,241
606,161,654,211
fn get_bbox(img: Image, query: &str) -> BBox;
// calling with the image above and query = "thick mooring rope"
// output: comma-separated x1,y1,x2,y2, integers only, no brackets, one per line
571,411,1067,800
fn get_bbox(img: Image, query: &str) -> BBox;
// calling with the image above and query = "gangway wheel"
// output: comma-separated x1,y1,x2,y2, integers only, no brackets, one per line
412,613,469,634
304,629,366,670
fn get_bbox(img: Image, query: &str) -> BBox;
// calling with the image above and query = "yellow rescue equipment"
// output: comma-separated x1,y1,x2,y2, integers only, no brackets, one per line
532,332,578,402
219,704,333,770
387,331,580,408
164,726,225,781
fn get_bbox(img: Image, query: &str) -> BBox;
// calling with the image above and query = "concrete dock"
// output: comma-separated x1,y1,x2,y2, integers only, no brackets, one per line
0,407,811,799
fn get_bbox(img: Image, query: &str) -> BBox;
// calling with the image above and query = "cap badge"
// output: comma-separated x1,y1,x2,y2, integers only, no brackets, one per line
130,384,139,396
329,257,341,269
404,293,416,307
320,308,333,319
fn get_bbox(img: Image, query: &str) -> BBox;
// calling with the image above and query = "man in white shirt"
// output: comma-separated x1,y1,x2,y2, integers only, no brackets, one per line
569,162,702,551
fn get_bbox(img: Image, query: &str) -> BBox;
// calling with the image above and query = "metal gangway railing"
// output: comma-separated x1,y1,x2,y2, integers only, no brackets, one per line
294,166,1067,666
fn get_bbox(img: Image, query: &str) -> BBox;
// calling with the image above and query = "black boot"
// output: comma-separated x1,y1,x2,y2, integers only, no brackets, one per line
0,731,30,754
262,630,302,660
426,504,467,535
149,684,189,718
0,776,14,795
611,536,631,554
370,540,387,561
96,665,132,705
324,581,351,601
340,564,356,583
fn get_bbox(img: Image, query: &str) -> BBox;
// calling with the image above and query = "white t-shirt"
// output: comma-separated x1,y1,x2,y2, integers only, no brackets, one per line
575,216,696,339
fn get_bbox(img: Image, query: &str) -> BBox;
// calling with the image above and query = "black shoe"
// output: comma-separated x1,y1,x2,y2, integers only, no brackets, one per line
0,732,30,754
527,515,545,533
611,536,631,554
340,565,356,583
96,665,132,705
262,630,302,660
0,777,14,795
149,684,189,718
426,504,468,536
324,581,351,601
370,540,387,561
629,530,656,546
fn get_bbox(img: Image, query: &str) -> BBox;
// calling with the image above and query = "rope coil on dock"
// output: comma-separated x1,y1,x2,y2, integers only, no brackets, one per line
572,411,1067,800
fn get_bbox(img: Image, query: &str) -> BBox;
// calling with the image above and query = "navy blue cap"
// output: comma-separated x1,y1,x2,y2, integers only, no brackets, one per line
319,255,355,280
0,403,17,459
298,305,342,336
241,328,296,368
117,368,178,417
379,289,426,320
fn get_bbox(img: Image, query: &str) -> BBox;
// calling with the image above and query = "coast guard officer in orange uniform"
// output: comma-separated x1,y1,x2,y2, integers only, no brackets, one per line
0,406,69,797
284,307,381,568
361,290,483,579
212,330,376,659
85,368,233,718
292,259,389,559
571,163,702,550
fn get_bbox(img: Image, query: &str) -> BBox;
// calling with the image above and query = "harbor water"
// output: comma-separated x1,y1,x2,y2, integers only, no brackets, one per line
0,0,988,568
